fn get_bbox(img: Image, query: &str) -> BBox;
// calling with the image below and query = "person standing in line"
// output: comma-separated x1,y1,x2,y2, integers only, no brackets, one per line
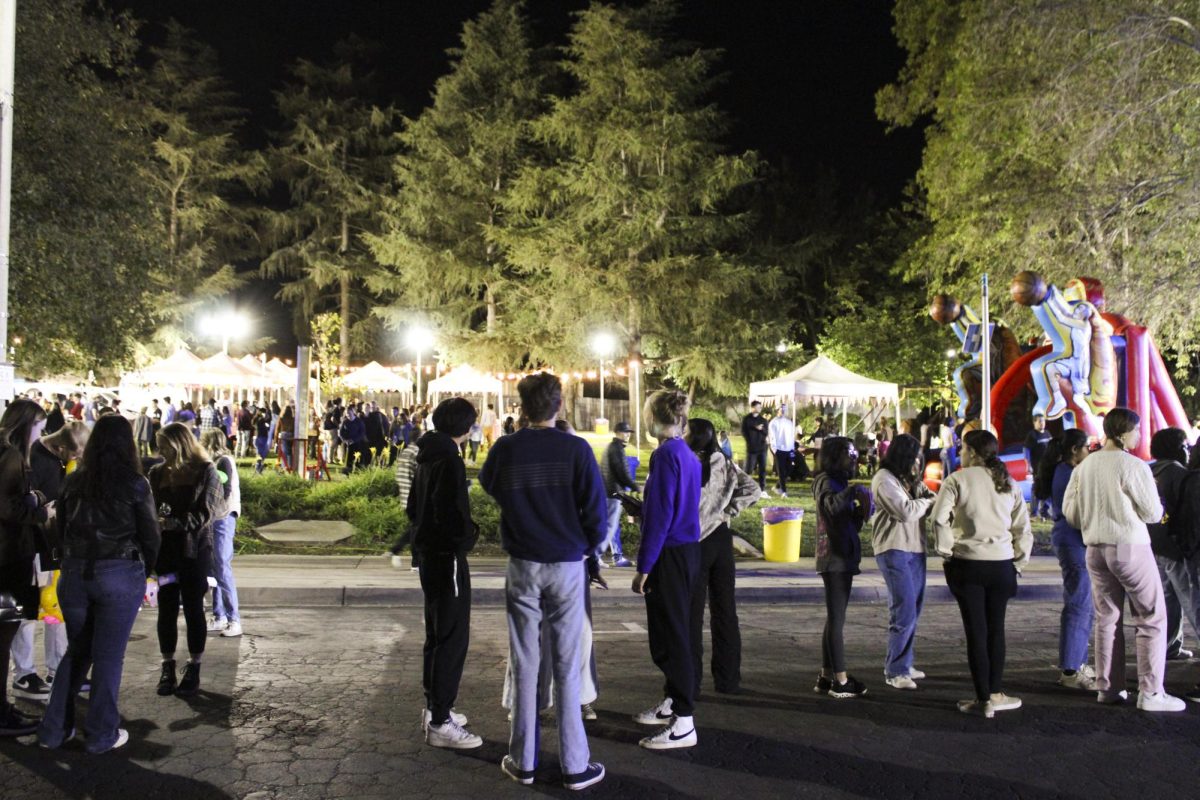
133,407,154,458
1064,408,1185,712
37,414,161,753
150,399,163,444
321,400,340,465
933,429,1033,718
599,421,637,568
162,397,177,426
631,390,702,750
275,403,295,471
408,398,481,750
685,418,759,697
198,398,218,435
1024,414,1053,519
388,441,421,570
1035,428,1097,690
236,401,254,459
149,423,222,698
812,437,872,699
338,405,370,475
466,420,483,464
44,397,65,437
364,402,389,465
870,433,935,691
199,431,242,639
479,373,607,789
768,405,797,498
387,407,404,467
740,401,769,491
1147,429,1199,663
252,405,272,474
481,403,498,452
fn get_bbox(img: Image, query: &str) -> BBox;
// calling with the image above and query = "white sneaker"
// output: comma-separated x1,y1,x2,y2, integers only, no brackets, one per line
1137,691,1187,712
907,668,926,680
989,693,1022,711
207,616,228,633
425,719,482,749
885,675,918,690
633,697,674,726
421,708,469,730
1058,670,1096,690
221,621,243,638
1097,690,1129,705
638,716,697,750
1078,664,1096,680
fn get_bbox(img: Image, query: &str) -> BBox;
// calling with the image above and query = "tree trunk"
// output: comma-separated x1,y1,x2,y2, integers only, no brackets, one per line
485,284,497,333
339,210,351,367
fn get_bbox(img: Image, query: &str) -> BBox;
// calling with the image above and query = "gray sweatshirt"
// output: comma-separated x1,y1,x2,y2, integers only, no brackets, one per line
698,452,761,539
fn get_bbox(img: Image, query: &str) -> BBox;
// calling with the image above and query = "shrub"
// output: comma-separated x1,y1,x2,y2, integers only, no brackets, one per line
688,406,730,433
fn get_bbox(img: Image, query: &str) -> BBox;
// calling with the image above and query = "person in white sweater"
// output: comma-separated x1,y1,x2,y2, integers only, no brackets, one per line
870,433,935,690
1063,408,1185,712
931,429,1032,718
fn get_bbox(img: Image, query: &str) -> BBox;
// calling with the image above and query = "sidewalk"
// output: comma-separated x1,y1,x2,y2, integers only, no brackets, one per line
231,553,1068,607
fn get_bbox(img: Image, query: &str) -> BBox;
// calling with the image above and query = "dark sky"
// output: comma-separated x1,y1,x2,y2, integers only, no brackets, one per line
109,0,923,356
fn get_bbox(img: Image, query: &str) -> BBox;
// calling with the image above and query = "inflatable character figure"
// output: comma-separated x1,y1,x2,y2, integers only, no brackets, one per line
1029,279,1116,421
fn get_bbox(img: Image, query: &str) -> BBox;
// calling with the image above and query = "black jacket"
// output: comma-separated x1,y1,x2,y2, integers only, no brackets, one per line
601,438,638,495
57,470,161,566
148,462,222,561
406,431,477,556
741,413,768,453
1150,459,1187,561
0,446,49,568
365,410,389,446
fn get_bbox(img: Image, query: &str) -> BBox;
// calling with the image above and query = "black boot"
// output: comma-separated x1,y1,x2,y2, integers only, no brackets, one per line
157,660,177,696
176,661,201,696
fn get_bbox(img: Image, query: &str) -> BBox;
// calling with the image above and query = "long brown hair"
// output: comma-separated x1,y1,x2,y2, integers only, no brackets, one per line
963,429,1011,494
79,415,142,500
0,398,48,463
156,422,211,474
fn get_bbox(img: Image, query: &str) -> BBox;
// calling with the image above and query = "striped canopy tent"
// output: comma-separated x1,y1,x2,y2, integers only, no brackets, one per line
342,361,414,394
748,355,900,434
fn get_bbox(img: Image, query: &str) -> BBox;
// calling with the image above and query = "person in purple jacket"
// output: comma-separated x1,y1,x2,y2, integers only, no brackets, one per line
631,390,702,750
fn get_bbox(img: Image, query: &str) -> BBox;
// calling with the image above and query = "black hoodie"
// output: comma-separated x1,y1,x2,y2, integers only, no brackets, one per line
406,430,477,556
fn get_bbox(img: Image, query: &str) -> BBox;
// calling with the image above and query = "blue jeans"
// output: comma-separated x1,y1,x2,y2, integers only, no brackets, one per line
876,550,926,678
38,558,145,753
1056,543,1093,670
506,558,589,775
603,498,624,559
211,515,240,622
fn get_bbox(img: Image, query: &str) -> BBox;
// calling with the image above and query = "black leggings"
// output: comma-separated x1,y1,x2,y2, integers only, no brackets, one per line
821,572,854,673
157,558,209,658
944,558,1017,701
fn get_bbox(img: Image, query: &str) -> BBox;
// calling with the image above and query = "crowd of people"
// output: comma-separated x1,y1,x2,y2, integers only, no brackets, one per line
2,379,1199,783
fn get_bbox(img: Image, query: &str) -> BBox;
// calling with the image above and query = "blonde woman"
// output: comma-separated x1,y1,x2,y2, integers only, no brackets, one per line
632,390,702,750
149,423,222,698
1064,408,1184,712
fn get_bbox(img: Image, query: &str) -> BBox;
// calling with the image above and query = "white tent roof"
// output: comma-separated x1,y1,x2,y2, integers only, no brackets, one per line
748,355,898,405
428,365,502,396
342,361,414,393
198,352,261,388
130,349,204,385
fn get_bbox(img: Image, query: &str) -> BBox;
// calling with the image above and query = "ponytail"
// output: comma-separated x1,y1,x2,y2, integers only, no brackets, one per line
1034,428,1087,501
963,429,1012,494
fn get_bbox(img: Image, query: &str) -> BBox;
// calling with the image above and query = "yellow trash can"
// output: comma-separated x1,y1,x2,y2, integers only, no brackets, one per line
595,417,610,435
762,507,804,563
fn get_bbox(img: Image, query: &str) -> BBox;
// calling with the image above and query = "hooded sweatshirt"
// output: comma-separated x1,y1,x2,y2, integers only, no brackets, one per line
406,431,477,556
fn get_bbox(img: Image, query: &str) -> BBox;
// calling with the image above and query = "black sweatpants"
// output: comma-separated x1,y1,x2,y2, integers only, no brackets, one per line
773,450,794,493
689,523,741,695
158,557,210,658
645,542,700,716
821,571,854,673
944,558,1017,701
419,552,471,725
342,442,372,474
744,451,767,490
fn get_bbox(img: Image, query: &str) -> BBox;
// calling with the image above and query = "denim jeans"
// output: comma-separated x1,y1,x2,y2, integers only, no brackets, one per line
1055,543,1092,670
38,557,145,753
602,498,624,559
506,558,590,775
876,550,926,678
211,515,240,622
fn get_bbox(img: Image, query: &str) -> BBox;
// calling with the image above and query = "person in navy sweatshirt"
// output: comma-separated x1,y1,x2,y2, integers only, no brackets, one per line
407,398,481,750
479,372,607,791
631,390,702,751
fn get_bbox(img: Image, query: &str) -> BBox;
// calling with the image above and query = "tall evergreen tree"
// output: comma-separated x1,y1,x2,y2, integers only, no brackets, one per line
497,1,773,394
262,40,396,364
367,0,544,367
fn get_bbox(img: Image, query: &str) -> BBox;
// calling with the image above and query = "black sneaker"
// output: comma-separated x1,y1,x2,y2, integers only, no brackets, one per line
1167,647,1194,661
12,673,50,700
0,702,40,737
501,755,535,785
176,662,201,696
814,674,832,694
157,660,177,696
1185,684,1200,703
563,762,605,791
828,676,868,699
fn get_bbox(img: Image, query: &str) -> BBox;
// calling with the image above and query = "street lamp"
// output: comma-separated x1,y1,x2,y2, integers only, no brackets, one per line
407,325,435,405
591,331,617,427
200,309,251,354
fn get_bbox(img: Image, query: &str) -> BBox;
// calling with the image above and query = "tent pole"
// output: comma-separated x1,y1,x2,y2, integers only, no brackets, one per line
841,401,847,436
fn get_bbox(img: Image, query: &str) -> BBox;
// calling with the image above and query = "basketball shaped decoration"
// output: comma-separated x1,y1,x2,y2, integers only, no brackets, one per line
928,294,963,325
1010,270,1048,306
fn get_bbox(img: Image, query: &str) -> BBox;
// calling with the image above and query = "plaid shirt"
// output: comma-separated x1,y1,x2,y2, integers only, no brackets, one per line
199,405,219,432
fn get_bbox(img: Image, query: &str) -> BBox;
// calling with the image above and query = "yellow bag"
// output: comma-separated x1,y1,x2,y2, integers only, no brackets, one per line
38,571,63,625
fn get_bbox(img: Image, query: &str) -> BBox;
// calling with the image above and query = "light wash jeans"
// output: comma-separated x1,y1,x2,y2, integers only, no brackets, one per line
875,549,926,678
1157,554,1200,643
12,617,68,678
506,557,590,775
1056,543,1093,670
211,515,240,622
603,498,625,560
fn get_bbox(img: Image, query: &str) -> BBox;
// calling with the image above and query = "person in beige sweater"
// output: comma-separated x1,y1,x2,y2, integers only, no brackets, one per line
931,429,1032,718
1063,407,1185,712
870,433,935,690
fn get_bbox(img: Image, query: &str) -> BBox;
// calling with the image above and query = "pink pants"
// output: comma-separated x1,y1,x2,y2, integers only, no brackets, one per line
1086,543,1166,695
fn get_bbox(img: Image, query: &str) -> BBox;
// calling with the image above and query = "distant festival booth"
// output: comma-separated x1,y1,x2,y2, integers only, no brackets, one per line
747,355,900,435
340,361,415,407
427,364,504,411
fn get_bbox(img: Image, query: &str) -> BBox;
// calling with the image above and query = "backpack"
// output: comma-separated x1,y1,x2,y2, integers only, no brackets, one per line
1167,469,1200,559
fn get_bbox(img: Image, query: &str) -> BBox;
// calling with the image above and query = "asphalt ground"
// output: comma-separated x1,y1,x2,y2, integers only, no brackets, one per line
2,602,1199,799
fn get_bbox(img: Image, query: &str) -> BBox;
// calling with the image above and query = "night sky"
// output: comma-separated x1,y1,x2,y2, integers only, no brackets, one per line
108,0,923,356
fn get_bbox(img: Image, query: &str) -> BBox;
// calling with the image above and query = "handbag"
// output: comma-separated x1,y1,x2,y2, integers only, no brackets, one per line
0,591,24,623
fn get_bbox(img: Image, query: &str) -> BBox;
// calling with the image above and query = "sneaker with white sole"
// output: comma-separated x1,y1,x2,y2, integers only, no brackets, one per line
425,720,482,749
563,761,605,790
633,697,674,726
421,708,469,731
1058,670,1096,690
501,755,535,785
1097,689,1129,705
907,668,926,680
989,693,1022,711
12,673,50,701
638,716,697,750
90,728,129,754
957,699,995,718
221,621,243,638
206,616,228,633
828,675,868,699
581,703,597,721
1137,691,1187,712
885,675,918,690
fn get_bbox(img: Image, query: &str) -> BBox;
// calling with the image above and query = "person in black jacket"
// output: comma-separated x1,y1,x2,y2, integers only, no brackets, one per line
339,406,371,475
1148,428,1198,663
407,397,481,749
37,415,161,753
741,402,769,490
599,422,638,567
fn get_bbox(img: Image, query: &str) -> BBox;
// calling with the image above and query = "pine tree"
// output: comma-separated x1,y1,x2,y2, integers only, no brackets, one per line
366,0,544,368
262,39,396,364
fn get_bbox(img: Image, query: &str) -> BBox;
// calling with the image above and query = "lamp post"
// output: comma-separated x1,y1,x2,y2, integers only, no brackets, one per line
407,326,434,405
591,332,616,430
201,309,250,354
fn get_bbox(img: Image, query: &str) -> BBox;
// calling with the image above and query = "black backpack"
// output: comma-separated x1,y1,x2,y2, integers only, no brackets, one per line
1167,469,1200,559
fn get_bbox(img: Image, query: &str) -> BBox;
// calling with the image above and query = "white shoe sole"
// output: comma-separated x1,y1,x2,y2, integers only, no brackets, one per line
639,731,697,750
633,714,673,726
425,733,483,749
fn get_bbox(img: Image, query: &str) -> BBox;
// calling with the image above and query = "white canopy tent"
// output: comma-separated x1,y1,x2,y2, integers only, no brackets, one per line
133,349,204,386
748,355,900,435
342,361,414,394
428,365,504,411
